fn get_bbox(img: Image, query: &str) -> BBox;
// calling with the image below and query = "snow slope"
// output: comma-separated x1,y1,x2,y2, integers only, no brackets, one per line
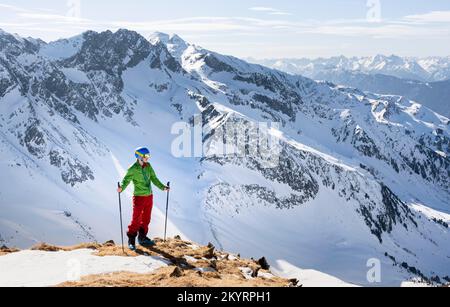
0,249,169,287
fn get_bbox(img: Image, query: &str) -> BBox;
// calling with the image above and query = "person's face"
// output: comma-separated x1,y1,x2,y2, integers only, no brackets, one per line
143,156,149,163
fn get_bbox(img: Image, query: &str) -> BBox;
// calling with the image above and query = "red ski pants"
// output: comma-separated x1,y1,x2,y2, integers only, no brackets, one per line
127,195,153,237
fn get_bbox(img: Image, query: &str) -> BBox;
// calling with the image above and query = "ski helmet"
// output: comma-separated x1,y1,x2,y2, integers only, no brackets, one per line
135,147,150,159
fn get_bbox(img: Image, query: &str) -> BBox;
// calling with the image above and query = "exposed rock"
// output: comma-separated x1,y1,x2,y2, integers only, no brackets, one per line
257,257,270,270
103,240,115,246
170,267,184,278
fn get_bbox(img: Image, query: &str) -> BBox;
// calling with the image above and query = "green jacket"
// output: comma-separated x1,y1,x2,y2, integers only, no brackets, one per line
121,161,166,196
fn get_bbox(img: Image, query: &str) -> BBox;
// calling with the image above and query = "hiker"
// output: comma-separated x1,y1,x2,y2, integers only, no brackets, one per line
117,147,169,250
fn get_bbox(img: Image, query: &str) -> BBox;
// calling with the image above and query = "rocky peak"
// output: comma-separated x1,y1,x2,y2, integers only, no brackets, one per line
148,31,170,45
63,29,152,75
149,32,189,61
0,30,40,56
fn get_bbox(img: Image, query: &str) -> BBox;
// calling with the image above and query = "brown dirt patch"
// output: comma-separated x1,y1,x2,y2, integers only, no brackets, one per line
25,237,298,287
31,242,102,252
0,245,20,256
58,266,290,287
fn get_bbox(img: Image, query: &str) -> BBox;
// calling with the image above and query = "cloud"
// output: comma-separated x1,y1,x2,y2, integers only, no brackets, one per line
403,10,450,24
3,13,448,42
111,17,259,33
249,7,278,12
269,12,292,16
303,24,450,39
1,2,449,54
0,3,28,13
18,12,88,23
118,16,449,40
249,7,292,16
0,3,57,14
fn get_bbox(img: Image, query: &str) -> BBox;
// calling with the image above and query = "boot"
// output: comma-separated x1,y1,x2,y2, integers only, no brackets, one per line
127,234,136,251
138,228,155,246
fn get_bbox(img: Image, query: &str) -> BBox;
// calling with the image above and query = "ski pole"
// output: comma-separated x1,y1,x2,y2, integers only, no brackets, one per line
117,182,125,253
164,182,170,241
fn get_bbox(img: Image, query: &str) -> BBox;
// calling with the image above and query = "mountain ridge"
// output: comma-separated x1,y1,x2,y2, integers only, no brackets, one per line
249,55,450,82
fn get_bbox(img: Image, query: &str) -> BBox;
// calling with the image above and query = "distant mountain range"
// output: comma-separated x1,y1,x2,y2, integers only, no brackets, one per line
249,55,450,82
249,55,450,118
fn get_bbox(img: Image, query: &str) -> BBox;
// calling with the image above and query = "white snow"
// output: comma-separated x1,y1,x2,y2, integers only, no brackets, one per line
0,249,169,287
60,68,90,84
272,260,359,287
39,35,84,60
184,255,199,263
239,267,254,280
194,267,217,273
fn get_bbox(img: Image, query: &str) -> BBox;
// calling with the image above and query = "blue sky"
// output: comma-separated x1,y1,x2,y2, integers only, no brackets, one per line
1,0,450,58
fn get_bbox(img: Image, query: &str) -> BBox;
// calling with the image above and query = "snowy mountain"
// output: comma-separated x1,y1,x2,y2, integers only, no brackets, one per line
0,29,449,287
250,55,450,82
292,71,450,118
249,55,450,118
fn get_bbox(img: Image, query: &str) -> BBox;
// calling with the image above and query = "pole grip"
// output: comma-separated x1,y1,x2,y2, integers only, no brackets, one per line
167,182,170,188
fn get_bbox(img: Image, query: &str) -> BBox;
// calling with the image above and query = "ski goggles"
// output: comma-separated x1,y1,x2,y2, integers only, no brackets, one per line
136,151,151,159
